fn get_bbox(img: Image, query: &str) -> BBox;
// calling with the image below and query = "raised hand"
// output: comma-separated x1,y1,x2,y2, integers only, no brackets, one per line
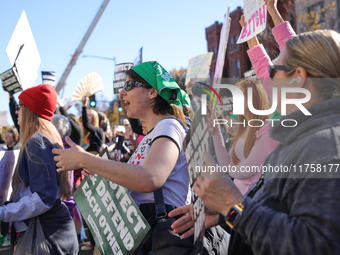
82,96,89,107
264,0,284,26
239,14,246,28
264,0,278,12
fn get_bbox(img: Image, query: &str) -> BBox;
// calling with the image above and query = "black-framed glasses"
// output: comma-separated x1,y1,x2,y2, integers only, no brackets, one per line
124,80,149,91
268,65,294,80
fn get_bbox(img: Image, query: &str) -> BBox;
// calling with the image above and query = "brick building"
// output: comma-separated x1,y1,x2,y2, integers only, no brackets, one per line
205,1,296,79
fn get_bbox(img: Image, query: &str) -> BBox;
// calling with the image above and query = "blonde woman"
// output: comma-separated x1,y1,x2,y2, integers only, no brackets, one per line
172,2,340,254
81,96,103,155
210,79,274,195
0,84,78,254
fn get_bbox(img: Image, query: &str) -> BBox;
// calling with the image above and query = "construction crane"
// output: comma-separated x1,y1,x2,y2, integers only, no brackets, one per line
55,0,111,94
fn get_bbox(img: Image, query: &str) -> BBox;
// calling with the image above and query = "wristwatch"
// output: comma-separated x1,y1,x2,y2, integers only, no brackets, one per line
225,201,244,228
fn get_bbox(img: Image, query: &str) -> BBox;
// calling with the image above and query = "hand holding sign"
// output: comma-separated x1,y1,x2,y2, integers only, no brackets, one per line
264,0,278,12
193,152,243,216
237,0,267,45
169,203,220,240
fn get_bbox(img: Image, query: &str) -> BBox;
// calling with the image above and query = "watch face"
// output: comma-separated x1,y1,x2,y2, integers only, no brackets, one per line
225,202,243,228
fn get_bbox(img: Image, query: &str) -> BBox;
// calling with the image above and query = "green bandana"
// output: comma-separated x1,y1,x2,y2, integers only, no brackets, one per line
179,89,191,109
131,61,181,108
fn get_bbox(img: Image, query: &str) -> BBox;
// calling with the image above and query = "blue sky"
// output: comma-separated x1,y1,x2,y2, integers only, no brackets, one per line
0,0,241,126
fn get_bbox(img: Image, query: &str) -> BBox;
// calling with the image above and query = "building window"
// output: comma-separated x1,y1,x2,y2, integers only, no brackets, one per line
230,37,234,51
235,35,239,50
307,2,325,24
232,60,236,78
237,60,240,77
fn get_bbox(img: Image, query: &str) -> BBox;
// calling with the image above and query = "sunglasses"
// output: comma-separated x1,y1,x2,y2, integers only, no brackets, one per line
15,102,24,111
268,65,294,80
124,80,149,91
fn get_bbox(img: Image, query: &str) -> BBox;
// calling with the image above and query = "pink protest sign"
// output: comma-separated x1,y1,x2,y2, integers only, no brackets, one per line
237,0,267,44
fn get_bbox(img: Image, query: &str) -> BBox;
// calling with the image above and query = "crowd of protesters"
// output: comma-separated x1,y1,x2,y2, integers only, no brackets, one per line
1,0,340,254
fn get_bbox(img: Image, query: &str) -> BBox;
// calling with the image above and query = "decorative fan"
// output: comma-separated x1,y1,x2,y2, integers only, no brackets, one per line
71,72,104,101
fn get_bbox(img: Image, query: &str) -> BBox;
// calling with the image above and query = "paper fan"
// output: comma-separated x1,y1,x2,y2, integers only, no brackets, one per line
71,72,104,101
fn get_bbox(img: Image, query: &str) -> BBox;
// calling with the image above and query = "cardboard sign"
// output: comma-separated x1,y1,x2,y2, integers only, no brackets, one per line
0,67,21,94
113,63,134,94
237,0,267,44
0,111,8,127
185,53,213,85
213,7,231,86
6,11,41,91
0,150,20,206
74,148,150,255
184,110,210,254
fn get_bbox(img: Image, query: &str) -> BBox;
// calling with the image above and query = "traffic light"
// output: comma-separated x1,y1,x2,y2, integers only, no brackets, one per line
118,99,123,113
109,101,114,114
89,95,96,107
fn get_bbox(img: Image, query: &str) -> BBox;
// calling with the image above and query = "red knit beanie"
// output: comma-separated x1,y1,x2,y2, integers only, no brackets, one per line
18,84,57,121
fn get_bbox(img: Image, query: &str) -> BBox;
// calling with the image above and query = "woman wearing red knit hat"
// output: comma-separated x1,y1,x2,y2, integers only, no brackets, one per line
0,84,78,254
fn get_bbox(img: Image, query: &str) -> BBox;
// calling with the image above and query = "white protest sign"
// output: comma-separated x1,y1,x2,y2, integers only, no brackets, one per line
185,53,214,85
237,0,267,44
0,111,8,126
0,150,20,205
60,97,72,107
213,7,231,86
6,11,41,90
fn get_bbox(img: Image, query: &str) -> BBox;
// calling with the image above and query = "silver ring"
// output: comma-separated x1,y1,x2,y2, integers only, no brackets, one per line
56,167,62,173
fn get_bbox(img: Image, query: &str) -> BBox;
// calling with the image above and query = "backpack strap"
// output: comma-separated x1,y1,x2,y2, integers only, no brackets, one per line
154,188,167,218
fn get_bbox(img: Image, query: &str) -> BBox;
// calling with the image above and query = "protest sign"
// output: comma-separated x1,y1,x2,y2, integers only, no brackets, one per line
0,111,7,127
133,47,143,66
185,53,213,86
41,71,56,86
0,150,20,206
184,109,210,254
213,7,231,86
237,0,267,44
59,97,72,107
74,148,150,255
3,11,41,93
113,63,134,94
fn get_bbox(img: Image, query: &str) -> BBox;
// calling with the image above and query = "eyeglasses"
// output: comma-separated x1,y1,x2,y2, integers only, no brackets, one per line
268,65,294,80
124,80,149,91
15,103,24,111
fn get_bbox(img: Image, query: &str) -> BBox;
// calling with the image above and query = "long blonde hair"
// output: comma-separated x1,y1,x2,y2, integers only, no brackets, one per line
81,108,100,145
171,104,187,127
231,80,270,165
11,105,71,200
284,29,340,100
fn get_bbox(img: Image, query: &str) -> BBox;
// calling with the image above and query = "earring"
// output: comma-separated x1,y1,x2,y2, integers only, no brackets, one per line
289,77,302,84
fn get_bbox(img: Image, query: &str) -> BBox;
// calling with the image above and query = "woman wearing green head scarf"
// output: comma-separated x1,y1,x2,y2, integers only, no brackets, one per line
53,61,194,254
